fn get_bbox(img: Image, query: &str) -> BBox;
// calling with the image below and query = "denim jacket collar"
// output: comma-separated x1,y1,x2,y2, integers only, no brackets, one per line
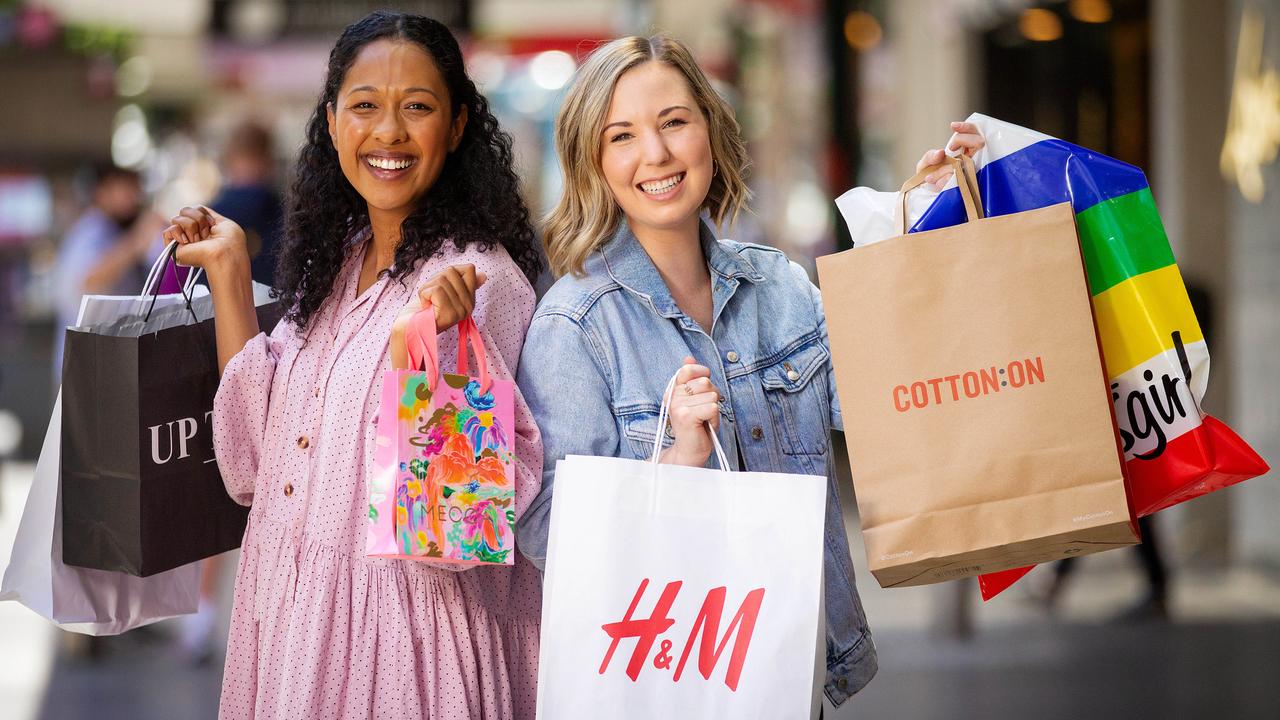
599,219,764,320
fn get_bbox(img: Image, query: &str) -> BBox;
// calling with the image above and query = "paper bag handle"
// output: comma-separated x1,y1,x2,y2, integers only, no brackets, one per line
649,369,731,470
404,306,493,394
140,241,204,323
896,153,983,234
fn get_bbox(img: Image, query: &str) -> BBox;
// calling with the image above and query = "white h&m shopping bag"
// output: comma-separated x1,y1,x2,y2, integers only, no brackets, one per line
536,374,827,719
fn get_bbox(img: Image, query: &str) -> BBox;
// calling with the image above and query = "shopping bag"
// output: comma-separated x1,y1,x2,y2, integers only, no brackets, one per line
366,307,517,565
536,372,827,719
817,154,1138,589
836,114,1269,599
59,244,281,576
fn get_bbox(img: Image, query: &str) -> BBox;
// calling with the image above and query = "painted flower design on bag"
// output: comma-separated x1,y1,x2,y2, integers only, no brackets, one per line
389,371,515,563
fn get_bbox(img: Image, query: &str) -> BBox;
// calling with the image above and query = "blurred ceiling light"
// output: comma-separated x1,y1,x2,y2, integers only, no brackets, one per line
785,181,831,247
230,0,285,44
529,50,576,91
468,51,506,89
112,104,152,169
843,10,882,52
1019,8,1063,42
115,55,152,97
1068,0,1112,24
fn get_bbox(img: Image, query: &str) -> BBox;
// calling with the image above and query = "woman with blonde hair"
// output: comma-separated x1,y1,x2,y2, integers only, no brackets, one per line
516,34,983,712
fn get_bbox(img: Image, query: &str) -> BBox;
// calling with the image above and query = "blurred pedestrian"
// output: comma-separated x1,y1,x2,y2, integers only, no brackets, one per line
51,163,163,384
212,121,283,286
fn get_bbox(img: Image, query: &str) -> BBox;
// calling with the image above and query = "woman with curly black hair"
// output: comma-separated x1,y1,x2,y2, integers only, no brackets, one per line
162,11,545,719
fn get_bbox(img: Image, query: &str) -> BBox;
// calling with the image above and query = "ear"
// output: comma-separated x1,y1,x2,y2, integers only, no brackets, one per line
449,104,469,152
326,102,338,147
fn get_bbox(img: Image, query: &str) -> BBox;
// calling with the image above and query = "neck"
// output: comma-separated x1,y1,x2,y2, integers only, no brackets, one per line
366,206,408,270
630,214,709,292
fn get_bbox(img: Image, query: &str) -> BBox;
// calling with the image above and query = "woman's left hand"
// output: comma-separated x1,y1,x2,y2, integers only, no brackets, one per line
389,264,487,370
915,121,986,191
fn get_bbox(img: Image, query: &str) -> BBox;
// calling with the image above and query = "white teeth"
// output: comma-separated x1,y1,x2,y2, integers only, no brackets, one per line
641,173,684,194
366,156,414,170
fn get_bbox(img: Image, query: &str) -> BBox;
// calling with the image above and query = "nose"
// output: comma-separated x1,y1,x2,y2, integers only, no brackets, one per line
373,106,408,145
639,129,671,167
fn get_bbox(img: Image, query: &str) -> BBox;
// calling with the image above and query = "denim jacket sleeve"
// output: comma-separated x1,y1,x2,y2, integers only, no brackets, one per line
515,310,616,570
789,261,843,433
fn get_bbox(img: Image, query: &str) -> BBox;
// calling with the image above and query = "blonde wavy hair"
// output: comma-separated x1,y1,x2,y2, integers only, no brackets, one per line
544,34,752,277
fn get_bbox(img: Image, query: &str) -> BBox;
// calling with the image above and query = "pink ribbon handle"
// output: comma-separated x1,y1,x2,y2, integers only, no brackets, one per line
455,316,492,395
403,307,492,395
405,306,440,392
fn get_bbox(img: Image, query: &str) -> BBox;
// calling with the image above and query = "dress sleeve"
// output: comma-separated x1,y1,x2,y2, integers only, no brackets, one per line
467,253,544,524
514,310,616,571
212,317,290,506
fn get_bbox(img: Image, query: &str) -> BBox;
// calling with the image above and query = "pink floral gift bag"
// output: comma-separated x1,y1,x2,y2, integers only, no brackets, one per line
366,308,516,566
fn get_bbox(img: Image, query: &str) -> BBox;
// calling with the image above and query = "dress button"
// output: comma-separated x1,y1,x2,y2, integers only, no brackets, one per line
297,435,310,449
726,351,740,363
283,483,294,497
751,426,764,440
786,369,800,382
314,387,321,398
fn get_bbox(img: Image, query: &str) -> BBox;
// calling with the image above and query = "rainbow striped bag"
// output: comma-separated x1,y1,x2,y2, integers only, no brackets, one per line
837,113,1268,599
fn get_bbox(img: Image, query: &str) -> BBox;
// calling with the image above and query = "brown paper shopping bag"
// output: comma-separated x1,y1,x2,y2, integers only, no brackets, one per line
817,156,1137,588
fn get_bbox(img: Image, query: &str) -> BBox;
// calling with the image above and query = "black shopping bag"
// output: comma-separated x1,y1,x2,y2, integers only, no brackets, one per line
61,300,282,576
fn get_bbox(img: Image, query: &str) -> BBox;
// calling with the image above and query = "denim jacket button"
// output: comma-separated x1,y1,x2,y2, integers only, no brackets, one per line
837,677,849,690
750,426,764,440
786,369,800,382
726,350,740,363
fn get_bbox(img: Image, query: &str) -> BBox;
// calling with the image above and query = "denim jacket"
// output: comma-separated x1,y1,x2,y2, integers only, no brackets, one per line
516,220,877,705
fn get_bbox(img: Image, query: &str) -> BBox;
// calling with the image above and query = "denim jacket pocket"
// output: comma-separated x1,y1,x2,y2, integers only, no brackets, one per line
616,403,672,459
759,341,831,456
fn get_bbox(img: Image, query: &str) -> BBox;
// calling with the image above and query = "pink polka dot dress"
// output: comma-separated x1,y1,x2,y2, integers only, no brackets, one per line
211,239,543,720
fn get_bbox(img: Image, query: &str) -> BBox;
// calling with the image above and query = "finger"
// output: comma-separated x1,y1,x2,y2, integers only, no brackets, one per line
476,271,488,287
198,205,229,223
455,264,478,295
173,216,201,244
916,150,936,173
430,279,467,325
439,268,477,317
675,363,711,384
950,121,979,135
674,392,721,413
683,376,717,395
948,132,985,155
178,206,213,234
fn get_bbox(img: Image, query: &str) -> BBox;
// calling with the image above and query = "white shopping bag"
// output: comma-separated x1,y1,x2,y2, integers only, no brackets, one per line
536,374,827,719
0,393,199,634
0,244,204,634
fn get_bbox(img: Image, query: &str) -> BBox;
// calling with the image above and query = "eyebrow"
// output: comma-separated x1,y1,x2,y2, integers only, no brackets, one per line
601,105,691,133
348,85,441,100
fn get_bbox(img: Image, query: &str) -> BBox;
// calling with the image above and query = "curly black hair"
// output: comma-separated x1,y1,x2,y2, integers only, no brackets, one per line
275,11,542,330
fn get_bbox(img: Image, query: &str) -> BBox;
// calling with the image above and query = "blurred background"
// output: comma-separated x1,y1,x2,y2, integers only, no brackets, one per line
0,0,1277,718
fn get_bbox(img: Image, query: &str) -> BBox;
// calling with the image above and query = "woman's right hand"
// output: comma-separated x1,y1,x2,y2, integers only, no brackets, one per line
163,205,249,277
660,357,722,467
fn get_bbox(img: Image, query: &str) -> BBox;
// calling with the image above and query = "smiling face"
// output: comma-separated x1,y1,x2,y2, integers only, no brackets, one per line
326,38,467,227
599,61,713,240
